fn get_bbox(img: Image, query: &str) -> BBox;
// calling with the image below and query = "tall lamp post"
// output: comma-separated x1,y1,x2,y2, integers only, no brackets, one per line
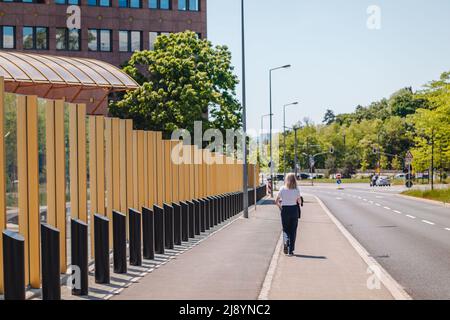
269,64,291,197
241,0,249,218
283,102,299,177
260,113,273,184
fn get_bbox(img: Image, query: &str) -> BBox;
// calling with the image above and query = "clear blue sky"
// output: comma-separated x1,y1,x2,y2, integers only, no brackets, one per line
207,0,450,133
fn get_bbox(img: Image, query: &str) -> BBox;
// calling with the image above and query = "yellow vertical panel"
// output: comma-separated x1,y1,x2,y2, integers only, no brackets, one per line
112,118,120,211
147,132,156,207
105,118,113,222
178,144,185,202
137,131,145,209
155,132,164,206
163,141,172,204
95,116,105,215
17,95,29,284
45,101,56,227
171,141,179,203
54,100,67,272
190,146,195,200
105,118,114,243
69,103,79,219
119,120,127,213
125,120,133,211
132,131,138,209
203,151,207,197
27,96,40,288
88,116,97,217
77,104,87,223
143,132,149,207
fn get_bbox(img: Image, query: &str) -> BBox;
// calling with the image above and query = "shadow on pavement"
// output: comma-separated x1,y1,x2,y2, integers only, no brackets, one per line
293,254,327,260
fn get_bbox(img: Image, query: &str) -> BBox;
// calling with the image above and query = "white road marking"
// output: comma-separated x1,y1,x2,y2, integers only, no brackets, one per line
445,228,450,231
336,197,343,200
393,210,402,214
375,203,381,207
369,201,374,204
422,220,435,226
363,199,367,201
406,215,416,219
384,207,391,210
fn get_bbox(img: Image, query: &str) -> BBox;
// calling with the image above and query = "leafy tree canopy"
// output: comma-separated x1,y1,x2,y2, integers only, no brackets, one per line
109,31,242,138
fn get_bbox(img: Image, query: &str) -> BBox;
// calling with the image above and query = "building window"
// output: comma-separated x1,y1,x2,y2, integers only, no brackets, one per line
23,26,48,50
88,29,112,52
178,0,199,11
149,31,171,50
87,0,110,6
149,0,170,10
119,0,141,8
54,0,80,4
56,28,80,51
0,26,15,49
119,30,142,52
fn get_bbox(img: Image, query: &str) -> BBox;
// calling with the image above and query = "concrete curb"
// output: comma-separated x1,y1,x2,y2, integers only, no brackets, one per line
258,232,283,300
395,193,450,208
312,194,412,301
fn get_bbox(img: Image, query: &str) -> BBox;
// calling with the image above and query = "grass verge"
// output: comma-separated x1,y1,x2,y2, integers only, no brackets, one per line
402,188,450,203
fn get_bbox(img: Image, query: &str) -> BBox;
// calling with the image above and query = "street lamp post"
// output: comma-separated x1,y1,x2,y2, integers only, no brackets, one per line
269,64,291,197
260,113,273,184
241,0,249,218
283,102,299,177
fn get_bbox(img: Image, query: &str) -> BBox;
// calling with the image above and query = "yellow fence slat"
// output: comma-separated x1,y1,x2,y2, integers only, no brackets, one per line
119,120,127,213
132,130,138,209
143,132,149,208
89,116,98,218
156,132,164,206
77,104,87,223
147,132,156,208
126,120,133,212
163,140,172,204
137,131,145,210
96,116,105,215
112,118,120,213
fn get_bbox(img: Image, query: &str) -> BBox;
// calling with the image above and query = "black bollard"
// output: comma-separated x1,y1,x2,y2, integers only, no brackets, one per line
163,204,174,249
172,203,182,246
3,230,25,300
129,209,142,266
199,199,206,233
153,205,165,254
192,199,201,235
113,211,127,274
142,207,155,260
180,201,189,242
187,201,195,238
213,196,218,226
41,224,61,300
94,214,110,284
71,219,88,296
206,197,212,229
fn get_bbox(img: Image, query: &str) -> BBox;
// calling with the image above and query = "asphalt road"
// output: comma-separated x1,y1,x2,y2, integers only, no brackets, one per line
301,183,450,300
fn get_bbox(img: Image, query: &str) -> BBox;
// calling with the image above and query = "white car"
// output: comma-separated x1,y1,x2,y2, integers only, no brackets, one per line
376,176,391,187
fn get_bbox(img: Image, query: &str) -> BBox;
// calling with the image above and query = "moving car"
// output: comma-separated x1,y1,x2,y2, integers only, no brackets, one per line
375,176,391,187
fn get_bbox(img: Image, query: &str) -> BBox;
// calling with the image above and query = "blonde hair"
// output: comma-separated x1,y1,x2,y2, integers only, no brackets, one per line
285,173,297,190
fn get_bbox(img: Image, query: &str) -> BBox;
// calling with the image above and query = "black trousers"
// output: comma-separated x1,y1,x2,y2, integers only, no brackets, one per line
281,205,299,254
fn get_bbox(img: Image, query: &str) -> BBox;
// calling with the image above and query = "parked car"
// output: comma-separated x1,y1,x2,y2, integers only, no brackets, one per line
376,176,391,187
394,173,406,180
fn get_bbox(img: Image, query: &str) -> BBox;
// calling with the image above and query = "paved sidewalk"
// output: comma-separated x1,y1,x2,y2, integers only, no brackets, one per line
113,200,281,300
267,195,393,300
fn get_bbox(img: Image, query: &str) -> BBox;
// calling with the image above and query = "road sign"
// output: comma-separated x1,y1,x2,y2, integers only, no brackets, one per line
405,151,414,165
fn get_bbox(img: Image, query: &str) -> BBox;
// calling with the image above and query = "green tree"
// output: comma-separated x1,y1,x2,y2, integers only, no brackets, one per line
109,31,242,138
323,109,336,125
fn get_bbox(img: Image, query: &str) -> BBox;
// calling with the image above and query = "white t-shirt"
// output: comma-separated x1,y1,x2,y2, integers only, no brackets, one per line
278,186,301,206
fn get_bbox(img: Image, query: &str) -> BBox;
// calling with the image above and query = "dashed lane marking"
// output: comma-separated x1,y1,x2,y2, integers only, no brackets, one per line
406,215,416,219
445,228,450,231
384,207,391,210
422,220,435,226
393,210,402,214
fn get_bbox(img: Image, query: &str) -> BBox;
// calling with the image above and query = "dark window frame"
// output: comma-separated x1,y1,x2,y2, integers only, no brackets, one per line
55,28,81,51
119,30,142,53
88,28,112,52
178,0,200,12
149,0,171,10
23,26,49,50
118,0,142,9
0,26,16,49
87,0,111,7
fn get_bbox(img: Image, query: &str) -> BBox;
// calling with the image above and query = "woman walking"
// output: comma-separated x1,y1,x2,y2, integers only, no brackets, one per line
276,173,301,256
